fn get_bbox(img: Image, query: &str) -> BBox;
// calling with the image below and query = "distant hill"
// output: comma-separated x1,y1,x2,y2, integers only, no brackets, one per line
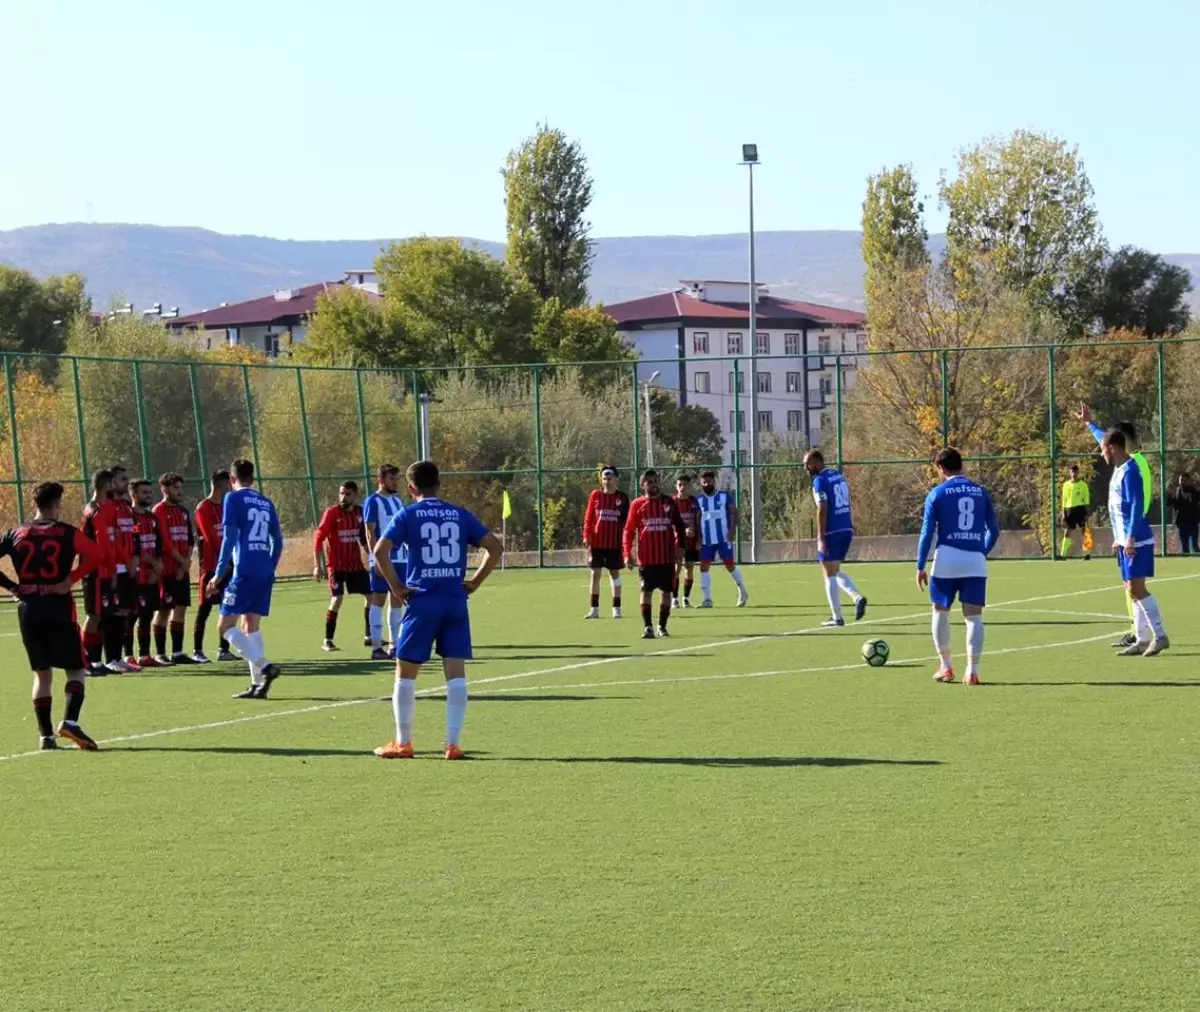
1,222,1196,315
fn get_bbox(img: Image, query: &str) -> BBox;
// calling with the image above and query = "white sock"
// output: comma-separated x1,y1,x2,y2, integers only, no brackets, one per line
388,603,404,648
1137,595,1167,639
445,677,467,746
932,610,951,668
824,576,843,621
369,604,384,647
225,627,265,683
730,567,746,591
1132,600,1151,644
393,677,415,743
700,571,712,600
964,615,984,674
835,571,862,602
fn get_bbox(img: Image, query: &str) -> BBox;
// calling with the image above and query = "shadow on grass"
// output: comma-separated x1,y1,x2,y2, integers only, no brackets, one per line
117,745,494,758
483,755,943,768
991,680,1200,688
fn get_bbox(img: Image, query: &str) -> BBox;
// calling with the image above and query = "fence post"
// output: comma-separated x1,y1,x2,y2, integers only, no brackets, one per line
1047,346,1058,558
3,355,24,522
939,349,950,446
631,360,641,475
1157,341,1168,555
410,370,422,459
354,369,370,483
733,357,742,564
240,366,262,484
71,357,89,485
131,360,152,478
534,365,545,568
294,367,319,525
188,363,209,486
835,354,844,471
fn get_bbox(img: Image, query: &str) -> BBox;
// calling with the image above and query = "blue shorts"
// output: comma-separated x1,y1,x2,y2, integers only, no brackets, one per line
700,541,735,565
818,531,853,562
220,575,274,617
396,593,472,665
930,575,987,610
369,568,391,595
1117,548,1154,582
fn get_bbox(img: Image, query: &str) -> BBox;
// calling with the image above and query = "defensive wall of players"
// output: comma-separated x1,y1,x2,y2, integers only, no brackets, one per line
1,336,1199,573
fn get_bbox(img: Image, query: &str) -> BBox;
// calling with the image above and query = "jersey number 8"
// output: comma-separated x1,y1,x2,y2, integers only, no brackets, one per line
420,521,461,565
957,497,975,531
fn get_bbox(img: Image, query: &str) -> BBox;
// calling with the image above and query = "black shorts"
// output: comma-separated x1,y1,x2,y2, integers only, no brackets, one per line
330,569,371,597
638,564,676,595
18,604,86,672
588,547,623,571
160,577,191,609
114,572,137,612
137,581,162,612
82,573,111,618
1064,506,1088,531
683,548,700,564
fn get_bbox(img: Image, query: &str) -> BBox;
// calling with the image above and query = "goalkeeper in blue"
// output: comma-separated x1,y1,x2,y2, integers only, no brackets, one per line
1102,428,1170,656
916,448,1000,686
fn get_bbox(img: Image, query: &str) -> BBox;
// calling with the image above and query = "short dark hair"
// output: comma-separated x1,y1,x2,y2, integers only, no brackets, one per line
675,473,693,483
1103,428,1127,450
131,478,152,492
340,480,359,492
640,469,659,483
211,469,231,485
92,468,113,494
1069,464,1079,472
699,469,717,480
110,465,128,477
1115,421,1137,443
159,471,183,488
406,460,439,494
377,463,400,481
934,447,964,472
232,458,255,484
33,481,63,511
807,448,825,465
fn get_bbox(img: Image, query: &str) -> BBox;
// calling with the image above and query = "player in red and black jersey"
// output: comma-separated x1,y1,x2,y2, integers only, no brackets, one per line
0,481,105,750
313,480,370,652
110,466,142,668
80,468,124,675
582,465,630,620
671,474,700,608
193,469,233,662
129,479,167,667
623,469,686,640
152,472,195,665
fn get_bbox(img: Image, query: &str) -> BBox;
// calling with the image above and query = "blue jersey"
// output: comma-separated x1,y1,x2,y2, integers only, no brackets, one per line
916,475,1000,577
811,467,853,533
363,491,407,565
380,497,489,598
215,487,282,581
1109,459,1153,547
695,491,734,546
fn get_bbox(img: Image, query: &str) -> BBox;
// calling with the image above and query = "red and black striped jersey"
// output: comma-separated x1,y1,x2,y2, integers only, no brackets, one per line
672,495,699,551
133,510,162,585
194,497,223,573
584,489,630,550
153,501,194,579
314,504,366,572
623,496,686,567
113,499,137,571
81,498,120,577
0,521,103,617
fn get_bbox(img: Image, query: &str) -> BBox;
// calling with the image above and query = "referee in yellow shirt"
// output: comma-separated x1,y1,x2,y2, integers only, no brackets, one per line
1059,464,1092,560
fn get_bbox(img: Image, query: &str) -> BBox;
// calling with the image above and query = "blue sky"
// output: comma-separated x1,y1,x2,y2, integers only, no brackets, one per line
3,0,1196,251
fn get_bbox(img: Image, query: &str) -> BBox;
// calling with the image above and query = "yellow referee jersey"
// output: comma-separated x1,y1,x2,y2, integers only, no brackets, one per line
1062,479,1090,510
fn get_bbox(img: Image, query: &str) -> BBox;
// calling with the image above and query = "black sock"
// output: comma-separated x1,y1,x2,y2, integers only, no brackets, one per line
34,696,53,737
672,575,680,596
103,614,124,663
170,621,185,655
641,604,652,628
684,578,693,600
219,636,229,653
613,593,622,609
659,604,671,630
86,629,104,665
154,624,167,656
363,604,371,638
138,611,153,657
64,681,84,723
590,593,600,609
194,602,212,653
325,609,338,642
123,613,136,658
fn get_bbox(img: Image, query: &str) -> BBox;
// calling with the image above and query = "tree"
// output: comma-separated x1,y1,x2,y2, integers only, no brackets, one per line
0,266,89,359
299,286,406,368
376,238,540,367
862,164,929,280
939,131,1105,332
647,390,724,466
503,124,594,308
532,301,630,364
1085,246,1192,336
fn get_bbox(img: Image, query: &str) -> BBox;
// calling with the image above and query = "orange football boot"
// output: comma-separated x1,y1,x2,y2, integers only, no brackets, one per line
374,739,414,759
963,672,980,686
444,744,465,760
933,666,956,683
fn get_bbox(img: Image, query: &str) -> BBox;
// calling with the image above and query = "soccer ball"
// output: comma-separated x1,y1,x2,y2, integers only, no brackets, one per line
861,639,890,667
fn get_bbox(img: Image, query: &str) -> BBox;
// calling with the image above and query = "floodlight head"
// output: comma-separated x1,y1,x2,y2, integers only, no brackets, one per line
649,370,661,384
742,143,758,163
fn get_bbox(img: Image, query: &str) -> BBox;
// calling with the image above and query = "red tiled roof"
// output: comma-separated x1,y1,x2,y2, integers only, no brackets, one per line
604,290,865,328
166,281,379,329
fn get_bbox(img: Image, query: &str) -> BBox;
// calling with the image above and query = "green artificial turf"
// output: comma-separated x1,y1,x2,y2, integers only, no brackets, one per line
1,560,1198,1012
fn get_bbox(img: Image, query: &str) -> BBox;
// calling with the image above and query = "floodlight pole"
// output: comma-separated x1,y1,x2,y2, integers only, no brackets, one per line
740,145,762,563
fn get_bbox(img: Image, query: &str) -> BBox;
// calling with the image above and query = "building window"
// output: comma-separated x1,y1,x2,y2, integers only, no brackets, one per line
693,331,709,354
727,332,744,355
728,371,745,394
265,332,280,358
818,333,831,354
730,410,746,432
786,372,802,393
694,371,711,394
758,411,773,432
736,449,749,466
785,333,800,356
857,331,868,353
820,376,834,396
787,410,803,431
756,372,771,394
756,332,771,355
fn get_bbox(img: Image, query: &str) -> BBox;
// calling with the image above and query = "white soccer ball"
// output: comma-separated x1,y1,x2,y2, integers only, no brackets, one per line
861,639,890,667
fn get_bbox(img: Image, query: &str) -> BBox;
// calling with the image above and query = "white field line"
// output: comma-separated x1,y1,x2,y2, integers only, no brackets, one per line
0,574,1194,764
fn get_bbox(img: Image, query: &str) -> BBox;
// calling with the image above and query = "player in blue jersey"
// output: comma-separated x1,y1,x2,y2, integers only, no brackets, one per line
213,459,284,699
371,460,503,760
916,448,1000,686
362,463,407,660
694,469,748,608
804,449,867,627
1102,428,1170,656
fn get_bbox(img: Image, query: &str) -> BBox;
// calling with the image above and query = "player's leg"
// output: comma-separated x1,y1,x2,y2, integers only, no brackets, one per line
820,560,845,626
103,586,128,671
828,533,866,620
586,562,601,618
387,592,405,656
437,602,472,758
656,575,672,637
929,578,957,682
32,668,56,749
325,593,343,651
698,551,714,606
376,598,429,758
638,570,655,638
122,609,138,668
671,567,681,609
608,566,623,618
81,575,106,673
722,543,748,606
1129,567,1169,655
368,574,388,656
153,593,172,663
960,578,987,685
136,589,156,665
682,559,695,605
57,668,97,750
169,598,190,664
